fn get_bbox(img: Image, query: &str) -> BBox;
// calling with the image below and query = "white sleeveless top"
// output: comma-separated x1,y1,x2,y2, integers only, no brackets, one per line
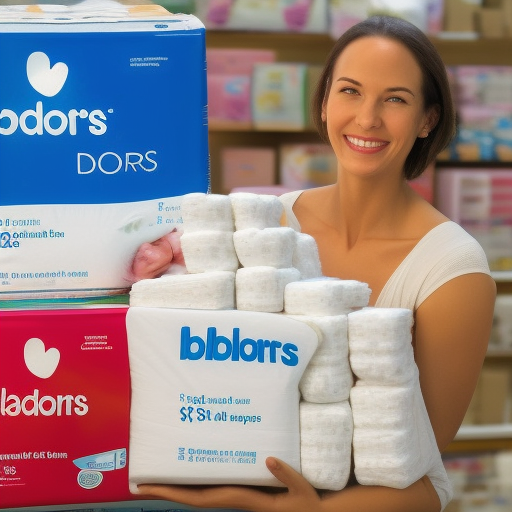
279,190,490,310
279,190,491,510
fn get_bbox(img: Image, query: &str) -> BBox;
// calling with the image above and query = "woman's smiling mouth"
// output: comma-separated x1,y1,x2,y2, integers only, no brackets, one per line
345,135,389,151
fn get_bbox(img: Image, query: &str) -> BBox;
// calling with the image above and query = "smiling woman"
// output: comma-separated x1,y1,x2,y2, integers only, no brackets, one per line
135,15,496,512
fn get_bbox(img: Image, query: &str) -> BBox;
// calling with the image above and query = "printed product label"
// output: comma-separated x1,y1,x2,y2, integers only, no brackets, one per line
126,308,319,488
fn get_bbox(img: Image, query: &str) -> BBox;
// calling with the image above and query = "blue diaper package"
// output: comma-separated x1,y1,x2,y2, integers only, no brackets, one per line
0,1,209,299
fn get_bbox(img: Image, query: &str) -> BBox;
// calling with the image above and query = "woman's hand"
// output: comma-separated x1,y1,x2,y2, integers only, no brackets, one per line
137,457,323,512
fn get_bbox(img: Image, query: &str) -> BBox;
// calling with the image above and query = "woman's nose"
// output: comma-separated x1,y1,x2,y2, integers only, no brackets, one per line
356,99,382,130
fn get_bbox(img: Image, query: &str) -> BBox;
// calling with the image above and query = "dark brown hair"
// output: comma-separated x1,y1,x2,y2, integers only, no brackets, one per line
312,15,456,180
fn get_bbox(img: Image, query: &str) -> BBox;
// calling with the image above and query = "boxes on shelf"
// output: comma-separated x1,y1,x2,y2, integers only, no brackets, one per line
0,307,132,509
328,0,370,38
443,0,479,34
221,146,276,193
462,366,511,426
329,0,444,38
207,74,253,128
252,63,310,131
448,66,512,161
195,0,329,33
0,1,209,300
207,48,277,76
443,451,512,512
279,144,337,190
207,48,276,129
435,168,512,271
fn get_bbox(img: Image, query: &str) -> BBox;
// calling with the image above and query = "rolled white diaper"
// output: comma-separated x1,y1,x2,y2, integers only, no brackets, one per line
284,278,371,316
229,192,283,231
236,266,300,313
347,307,414,347
299,400,353,491
180,230,239,273
348,352,416,386
181,192,234,232
287,315,352,403
350,383,413,430
129,271,236,310
293,232,323,280
347,308,415,385
233,227,296,269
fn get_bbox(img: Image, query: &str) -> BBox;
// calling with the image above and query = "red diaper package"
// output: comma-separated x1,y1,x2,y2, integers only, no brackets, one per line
0,307,132,509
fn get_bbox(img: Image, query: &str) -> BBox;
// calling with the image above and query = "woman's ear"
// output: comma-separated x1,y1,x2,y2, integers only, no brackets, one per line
321,100,327,122
424,104,440,135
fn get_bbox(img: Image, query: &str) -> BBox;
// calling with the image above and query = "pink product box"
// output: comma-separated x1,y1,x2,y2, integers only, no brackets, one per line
435,169,512,223
0,307,132,509
221,147,276,193
207,74,252,124
207,48,276,76
196,0,328,33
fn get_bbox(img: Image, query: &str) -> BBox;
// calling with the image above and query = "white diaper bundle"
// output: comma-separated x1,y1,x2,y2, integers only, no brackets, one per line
348,308,444,489
231,194,300,312
284,278,370,490
127,191,448,501
128,192,324,491
179,193,239,273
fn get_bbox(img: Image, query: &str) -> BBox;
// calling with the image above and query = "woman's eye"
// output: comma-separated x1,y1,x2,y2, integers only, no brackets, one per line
387,96,405,103
341,87,358,95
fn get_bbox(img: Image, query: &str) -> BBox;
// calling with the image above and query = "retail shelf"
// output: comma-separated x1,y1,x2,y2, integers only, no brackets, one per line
492,271,512,282
456,424,512,440
487,347,512,358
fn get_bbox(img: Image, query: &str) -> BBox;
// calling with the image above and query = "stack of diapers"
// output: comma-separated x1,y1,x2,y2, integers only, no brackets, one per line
127,191,448,501
284,278,371,491
231,193,300,312
348,308,446,489
127,192,326,491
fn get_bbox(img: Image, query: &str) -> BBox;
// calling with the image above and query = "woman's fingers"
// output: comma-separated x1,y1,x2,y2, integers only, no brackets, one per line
137,458,321,512
265,457,319,500
137,483,273,510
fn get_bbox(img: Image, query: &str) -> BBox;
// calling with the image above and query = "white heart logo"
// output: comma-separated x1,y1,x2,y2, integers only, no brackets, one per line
24,338,60,379
26,51,68,97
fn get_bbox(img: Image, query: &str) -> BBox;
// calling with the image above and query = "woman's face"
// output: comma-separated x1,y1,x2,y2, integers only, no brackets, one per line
323,36,435,181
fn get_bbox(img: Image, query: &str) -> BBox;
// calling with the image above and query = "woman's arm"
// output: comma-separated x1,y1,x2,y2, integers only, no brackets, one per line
414,272,496,451
138,457,440,512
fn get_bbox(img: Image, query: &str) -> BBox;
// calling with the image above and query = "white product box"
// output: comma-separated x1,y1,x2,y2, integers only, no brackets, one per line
0,1,209,299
